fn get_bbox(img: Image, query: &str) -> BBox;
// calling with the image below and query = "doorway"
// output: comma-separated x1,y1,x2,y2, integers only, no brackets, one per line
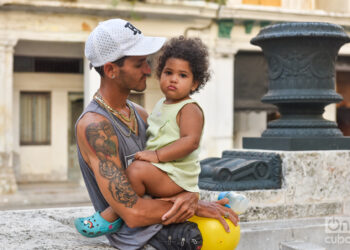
68,92,84,182
336,71,350,136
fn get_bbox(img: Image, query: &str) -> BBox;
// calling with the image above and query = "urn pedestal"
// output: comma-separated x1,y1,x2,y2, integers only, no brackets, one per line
243,22,350,150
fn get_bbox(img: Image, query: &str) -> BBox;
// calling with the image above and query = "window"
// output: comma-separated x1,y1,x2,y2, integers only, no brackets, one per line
14,56,83,74
20,92,51,145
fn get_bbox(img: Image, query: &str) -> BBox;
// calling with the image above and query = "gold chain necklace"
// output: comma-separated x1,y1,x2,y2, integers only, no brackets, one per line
93,92,138,136
105,106,132,137
94,93,134,123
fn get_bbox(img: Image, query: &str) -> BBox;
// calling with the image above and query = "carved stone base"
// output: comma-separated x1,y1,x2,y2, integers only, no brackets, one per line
243,137,350,150
199,151,282,191
200,150,350,223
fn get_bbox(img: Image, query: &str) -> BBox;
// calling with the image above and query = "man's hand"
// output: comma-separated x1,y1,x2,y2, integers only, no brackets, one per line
159,192,199,225
195,199,239,233
134,150,159,163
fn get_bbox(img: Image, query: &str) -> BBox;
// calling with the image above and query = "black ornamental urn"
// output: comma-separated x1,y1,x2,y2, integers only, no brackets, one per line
243,22,350,150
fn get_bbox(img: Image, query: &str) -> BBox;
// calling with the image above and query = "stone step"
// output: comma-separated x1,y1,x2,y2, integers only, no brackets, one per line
280,241,326,250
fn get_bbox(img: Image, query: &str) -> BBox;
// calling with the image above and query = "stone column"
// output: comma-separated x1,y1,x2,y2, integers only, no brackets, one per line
0,38,18,194
83,57,100,108
195,51,234,157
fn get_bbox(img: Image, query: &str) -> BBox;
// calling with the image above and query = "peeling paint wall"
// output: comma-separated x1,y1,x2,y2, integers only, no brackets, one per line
13,73,84,182
0,153,17,194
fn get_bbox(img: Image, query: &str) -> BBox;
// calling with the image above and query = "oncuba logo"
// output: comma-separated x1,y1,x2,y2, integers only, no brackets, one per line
325,216,350,234
325,217,350,245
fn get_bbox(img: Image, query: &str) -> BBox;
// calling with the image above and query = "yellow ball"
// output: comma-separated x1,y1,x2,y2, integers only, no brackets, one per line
188,215,240,250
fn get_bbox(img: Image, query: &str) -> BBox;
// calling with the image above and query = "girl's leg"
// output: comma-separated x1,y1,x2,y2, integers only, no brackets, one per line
100,206,119,222
76,160,182,238
126,160,184,197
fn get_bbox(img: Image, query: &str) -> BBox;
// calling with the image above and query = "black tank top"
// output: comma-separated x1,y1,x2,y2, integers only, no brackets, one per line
75,99,162,250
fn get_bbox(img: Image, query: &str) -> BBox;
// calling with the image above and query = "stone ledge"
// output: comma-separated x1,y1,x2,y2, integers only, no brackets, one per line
280,241,326,250
1,207,345,250
1,207,114,250
0,206,157,250
200,189,343,221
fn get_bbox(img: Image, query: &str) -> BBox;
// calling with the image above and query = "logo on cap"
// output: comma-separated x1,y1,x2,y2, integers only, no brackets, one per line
125,22,142,35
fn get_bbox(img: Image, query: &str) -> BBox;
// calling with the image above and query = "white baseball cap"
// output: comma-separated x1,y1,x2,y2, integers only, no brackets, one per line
85,19,166,67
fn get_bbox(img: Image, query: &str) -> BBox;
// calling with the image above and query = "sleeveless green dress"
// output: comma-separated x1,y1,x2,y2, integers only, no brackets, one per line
145,98,203,192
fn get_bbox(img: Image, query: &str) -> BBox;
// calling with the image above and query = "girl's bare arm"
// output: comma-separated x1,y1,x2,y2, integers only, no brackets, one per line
159,103,203,162
139,102,204,162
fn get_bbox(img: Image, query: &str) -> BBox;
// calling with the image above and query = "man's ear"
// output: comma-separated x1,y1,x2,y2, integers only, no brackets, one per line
103,62,119,79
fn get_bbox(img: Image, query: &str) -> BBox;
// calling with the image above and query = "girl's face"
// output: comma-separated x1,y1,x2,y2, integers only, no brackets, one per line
159,58,199,104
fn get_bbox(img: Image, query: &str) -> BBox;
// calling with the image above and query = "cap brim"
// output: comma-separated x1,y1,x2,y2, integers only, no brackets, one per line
124,36,166,57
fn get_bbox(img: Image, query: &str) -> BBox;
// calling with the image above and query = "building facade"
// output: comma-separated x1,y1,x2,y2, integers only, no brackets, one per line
1,0,350,192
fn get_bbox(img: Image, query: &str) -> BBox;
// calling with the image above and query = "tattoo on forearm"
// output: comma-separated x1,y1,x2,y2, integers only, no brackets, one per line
86,120,138,208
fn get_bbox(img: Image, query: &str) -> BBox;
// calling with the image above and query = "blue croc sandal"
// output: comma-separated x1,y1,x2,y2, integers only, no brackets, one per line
74,211,123,238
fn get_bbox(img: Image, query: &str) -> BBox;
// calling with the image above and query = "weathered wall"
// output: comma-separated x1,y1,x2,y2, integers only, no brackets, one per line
0,152,17,194
201,150,350,222
234,111,267,148
13,73,83,182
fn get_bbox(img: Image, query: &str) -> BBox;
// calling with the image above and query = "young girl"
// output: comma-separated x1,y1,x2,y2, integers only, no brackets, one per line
75,36,210,237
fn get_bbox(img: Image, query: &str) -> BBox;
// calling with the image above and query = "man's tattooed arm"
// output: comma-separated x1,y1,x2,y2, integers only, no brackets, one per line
85,120,138,208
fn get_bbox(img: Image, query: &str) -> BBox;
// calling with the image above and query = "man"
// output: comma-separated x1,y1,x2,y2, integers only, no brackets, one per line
76,18,238,249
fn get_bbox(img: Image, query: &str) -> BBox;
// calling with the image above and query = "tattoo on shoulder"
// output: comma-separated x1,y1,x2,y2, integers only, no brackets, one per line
85,120,138,208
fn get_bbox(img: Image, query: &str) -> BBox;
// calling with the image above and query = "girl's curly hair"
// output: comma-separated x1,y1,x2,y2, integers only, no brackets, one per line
156,36,211,94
